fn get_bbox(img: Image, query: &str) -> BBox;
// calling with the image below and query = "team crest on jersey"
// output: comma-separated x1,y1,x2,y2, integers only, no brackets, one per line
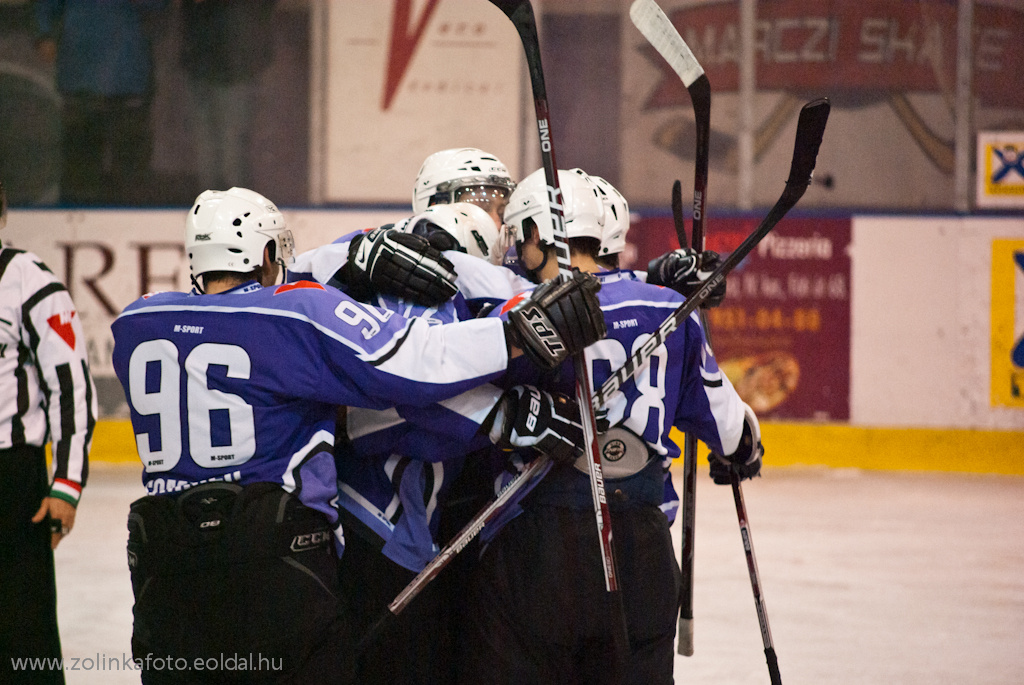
275,281,325,294
47,311,77,350
602,439,626,463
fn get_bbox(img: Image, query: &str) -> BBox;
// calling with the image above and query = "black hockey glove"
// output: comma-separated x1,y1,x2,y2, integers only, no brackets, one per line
505,269,606,371
337,227,458,306
708,418,764,485
487,385,584,466
407,214,463,254
425,229,461,253
647,248,726,308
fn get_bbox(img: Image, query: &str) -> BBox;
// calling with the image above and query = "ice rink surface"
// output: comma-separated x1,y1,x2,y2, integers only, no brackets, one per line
51,462,1024,684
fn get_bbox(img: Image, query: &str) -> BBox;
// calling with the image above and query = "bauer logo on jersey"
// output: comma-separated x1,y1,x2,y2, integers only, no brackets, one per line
47,311,77,350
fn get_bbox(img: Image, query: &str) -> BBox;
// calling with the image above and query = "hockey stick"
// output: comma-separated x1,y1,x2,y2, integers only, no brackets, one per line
732,472,782,684
593,97,830,412
630,0,711,244
488,0,622,595
672,178,700,656
631,8,791,670
600,98,829,671
631,0,712,656
488,1,631,672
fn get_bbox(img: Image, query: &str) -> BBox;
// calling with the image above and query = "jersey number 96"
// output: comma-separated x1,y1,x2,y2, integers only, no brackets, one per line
127,340,256,472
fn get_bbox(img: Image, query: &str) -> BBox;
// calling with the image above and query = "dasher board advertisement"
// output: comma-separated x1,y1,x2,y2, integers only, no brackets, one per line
629,214,852,421
322,1,523,204
977,132,1024,209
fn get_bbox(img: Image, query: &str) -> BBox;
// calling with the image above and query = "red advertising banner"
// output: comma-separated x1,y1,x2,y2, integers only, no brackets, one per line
629,215,852,420
640,0,1024,108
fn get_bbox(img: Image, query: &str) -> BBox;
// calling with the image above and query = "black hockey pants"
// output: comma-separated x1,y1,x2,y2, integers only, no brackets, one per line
457,501,680,685
127,482,353,684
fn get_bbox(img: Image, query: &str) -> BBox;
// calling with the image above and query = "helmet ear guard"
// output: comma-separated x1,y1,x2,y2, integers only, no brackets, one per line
185,187,294,291
589,174,630,256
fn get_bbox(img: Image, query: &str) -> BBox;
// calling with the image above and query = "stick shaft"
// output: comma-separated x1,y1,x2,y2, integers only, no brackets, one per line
732,475,783,685
672,172,699,656
677,432,697,656
491,0,620,593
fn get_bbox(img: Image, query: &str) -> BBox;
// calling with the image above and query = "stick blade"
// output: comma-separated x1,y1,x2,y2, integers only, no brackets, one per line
671,179,688,248
488,0,531,19
787,98,831,188
629,0,704,87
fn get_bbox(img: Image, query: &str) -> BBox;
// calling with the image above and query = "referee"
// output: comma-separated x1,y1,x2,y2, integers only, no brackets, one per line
0,178,97,684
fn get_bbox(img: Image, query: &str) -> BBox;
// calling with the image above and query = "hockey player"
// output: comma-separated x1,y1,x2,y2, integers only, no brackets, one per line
110,187,605,684
456,169,763,685
412,147,517,230
313,202,563,684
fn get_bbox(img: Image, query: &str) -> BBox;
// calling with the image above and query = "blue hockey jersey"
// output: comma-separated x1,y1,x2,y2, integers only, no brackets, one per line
290,238,524,572
334,295,504,572
486,268,747,519
110,280,510,543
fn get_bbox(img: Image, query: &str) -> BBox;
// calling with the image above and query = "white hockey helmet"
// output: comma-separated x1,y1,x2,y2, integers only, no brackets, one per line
185,187,295,281
412,147,516,215
504,167,606,248
405,202,506,264
589,175,629,256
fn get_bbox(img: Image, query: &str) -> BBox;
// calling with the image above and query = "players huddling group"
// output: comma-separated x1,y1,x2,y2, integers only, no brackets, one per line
111,148,764,684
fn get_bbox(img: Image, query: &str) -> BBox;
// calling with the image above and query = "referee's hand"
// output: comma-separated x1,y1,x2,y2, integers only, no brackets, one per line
32,497,76,550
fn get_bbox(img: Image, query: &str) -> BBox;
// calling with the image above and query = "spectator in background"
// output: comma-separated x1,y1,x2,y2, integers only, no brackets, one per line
34,0,168,206
180,0,277,191
0,178,97,684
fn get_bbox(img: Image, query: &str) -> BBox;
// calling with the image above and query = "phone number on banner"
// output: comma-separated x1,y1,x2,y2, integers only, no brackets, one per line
708,307,822,333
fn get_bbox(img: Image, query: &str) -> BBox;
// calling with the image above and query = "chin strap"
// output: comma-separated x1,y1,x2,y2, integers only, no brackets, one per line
273,257,288,286
515,240,552,284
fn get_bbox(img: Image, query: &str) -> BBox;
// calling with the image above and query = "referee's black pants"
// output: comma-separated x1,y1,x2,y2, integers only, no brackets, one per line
0,444,65,685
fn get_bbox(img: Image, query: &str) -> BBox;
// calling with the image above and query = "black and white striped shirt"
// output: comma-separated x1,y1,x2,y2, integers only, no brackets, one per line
0,247,96,505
